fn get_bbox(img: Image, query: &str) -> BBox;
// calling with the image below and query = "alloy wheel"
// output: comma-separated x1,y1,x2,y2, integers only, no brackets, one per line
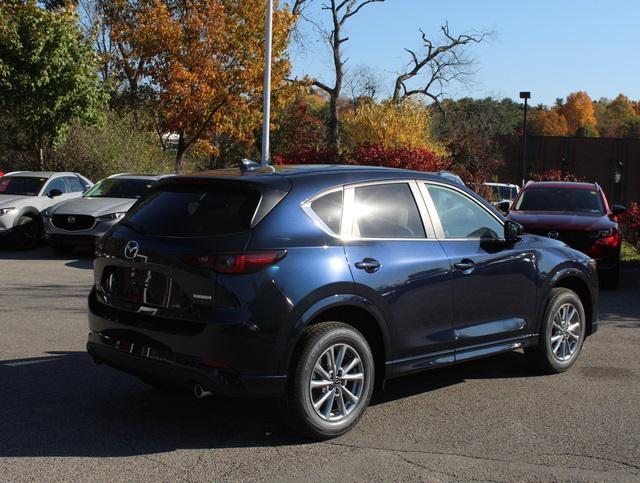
309,343,365,422
549,302,582,362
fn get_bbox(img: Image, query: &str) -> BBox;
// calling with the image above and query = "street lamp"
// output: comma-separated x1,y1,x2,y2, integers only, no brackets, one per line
519,91,531,187
261,0,274,167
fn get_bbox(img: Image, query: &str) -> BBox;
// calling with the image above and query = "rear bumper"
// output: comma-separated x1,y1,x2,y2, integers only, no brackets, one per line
87,290,287,398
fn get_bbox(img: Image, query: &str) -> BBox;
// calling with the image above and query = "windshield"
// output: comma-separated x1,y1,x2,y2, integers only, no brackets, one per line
515,188,605,214
84,178,154,199
0,176,47,196
124,184,260,237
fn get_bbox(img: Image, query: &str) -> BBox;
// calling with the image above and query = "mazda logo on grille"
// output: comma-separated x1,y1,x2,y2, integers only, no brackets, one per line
124,241,140,260
67,216,75,224
548,231,559,239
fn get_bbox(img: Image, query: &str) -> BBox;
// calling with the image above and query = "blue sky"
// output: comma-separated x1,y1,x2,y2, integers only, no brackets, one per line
290,0,639,105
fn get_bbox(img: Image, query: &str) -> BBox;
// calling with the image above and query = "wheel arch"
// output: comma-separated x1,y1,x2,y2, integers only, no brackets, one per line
283,295,390,387
549,271,596,336
13,207,41,227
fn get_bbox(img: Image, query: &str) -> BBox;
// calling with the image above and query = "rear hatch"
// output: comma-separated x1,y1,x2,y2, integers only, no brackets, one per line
93,176,290,330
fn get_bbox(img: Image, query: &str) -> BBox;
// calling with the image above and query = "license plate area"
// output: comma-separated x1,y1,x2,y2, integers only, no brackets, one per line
103,266,175,307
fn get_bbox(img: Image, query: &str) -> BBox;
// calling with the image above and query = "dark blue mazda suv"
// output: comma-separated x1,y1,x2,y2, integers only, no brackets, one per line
88,164,599,439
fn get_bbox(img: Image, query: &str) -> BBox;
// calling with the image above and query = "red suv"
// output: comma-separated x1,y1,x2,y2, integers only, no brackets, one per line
502,181,626,288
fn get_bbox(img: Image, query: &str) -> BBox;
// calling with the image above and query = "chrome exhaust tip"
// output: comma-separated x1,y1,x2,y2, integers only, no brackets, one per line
193,384,212,399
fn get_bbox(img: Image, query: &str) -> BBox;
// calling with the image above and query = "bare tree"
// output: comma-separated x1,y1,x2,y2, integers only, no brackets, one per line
345,64,381,106
293,0,384,149
392,22,490,109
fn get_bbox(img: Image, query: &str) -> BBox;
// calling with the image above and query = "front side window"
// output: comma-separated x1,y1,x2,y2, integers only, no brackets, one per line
84,179,154,199
515,188,604,214
427,185,503,239
0,176,47,196
309,190,343,235
351,183,425,239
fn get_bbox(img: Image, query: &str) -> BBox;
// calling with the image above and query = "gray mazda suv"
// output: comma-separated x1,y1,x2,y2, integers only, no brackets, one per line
43,173,167,252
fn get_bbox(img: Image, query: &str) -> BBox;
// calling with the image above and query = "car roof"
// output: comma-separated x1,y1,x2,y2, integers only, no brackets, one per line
175,164,457,184
106,173,170,181
484,182,518,188
2,171,79,178
524,181,597,190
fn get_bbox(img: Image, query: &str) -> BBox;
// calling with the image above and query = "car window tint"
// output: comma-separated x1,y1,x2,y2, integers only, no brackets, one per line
125,185,260,237
46,178,67,195
0,177,47,196
310,190,342,235
427,185,502,239
352,183,425,239
65,176,85,193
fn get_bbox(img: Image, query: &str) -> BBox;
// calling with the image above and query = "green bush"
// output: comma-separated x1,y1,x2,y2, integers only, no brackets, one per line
48,111,174,182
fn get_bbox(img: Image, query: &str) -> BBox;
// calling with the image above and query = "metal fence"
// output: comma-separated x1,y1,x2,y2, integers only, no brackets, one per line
496,135,640,205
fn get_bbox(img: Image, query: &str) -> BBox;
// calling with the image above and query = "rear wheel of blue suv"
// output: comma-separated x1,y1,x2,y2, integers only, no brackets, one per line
87,165,599,439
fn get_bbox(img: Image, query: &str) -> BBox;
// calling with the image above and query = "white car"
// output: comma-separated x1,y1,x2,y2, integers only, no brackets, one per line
484,182,520,208
0,171,93,249
43,174,167,253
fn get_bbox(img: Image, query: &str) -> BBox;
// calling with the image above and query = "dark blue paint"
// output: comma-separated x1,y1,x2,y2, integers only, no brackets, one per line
87,165,599,397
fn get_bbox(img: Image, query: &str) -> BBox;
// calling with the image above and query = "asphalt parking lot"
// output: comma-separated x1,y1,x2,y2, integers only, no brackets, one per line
1,247,639,481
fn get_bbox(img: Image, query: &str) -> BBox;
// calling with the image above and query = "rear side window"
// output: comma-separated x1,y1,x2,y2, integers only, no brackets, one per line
65,176,85,193
310,190,343,235
352,183,425,239
124,185,260,237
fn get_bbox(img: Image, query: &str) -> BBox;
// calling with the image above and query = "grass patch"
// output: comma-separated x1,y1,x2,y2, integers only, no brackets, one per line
621,242,640,264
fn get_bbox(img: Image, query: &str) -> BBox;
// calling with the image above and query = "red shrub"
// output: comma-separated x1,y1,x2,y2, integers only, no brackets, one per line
273,147,339,165
347,144,444,172
620,202,640,250
531,169,585,182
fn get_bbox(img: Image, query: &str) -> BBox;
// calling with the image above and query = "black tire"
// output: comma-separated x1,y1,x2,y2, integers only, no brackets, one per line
12,215,41,250
281,322,375,440
525,288,586,373
599,267,620,290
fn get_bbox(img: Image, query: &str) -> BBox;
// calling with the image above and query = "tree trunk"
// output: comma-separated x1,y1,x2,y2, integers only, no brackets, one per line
328,19,343,150
35,140,45,170
175,133,186,174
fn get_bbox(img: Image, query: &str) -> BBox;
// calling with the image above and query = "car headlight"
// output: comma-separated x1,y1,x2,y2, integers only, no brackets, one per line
598,229,613,238
42,209,52,220
0,207,15,216
96,212,126,222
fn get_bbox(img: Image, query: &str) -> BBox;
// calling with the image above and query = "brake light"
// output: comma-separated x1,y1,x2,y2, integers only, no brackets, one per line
182,250,286,274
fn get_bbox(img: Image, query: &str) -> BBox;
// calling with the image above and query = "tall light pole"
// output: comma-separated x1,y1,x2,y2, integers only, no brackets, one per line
519,91,531,187
261,0,274,167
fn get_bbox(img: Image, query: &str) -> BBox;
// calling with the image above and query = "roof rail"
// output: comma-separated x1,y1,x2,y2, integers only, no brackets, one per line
4,171,26,176
107,173,131,178
239,159,275,174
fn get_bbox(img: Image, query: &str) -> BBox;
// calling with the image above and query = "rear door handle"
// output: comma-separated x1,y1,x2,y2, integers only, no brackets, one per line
453,259,476,271
355,258,381,273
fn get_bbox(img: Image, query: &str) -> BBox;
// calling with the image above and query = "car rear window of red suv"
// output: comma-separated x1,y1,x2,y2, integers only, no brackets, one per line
515,188,604,214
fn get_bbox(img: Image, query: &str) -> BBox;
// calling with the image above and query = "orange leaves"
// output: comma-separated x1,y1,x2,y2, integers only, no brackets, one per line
530,110,569,136
559,91,597,135
109,0,295,170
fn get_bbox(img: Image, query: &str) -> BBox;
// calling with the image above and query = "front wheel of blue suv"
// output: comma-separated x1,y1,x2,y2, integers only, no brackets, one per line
281,322,375,440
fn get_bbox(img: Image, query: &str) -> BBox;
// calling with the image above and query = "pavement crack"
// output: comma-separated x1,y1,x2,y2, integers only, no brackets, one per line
542,452,640,472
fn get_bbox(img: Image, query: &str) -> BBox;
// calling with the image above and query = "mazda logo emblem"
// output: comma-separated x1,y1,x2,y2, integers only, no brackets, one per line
548,231,559,239
67,216,75,224
124,241,140,260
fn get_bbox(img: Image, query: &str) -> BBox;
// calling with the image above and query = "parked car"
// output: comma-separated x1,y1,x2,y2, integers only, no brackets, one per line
502,181,626,288
485,182,519,207
43,174,167,253
87,164,599,439
0,171,92,249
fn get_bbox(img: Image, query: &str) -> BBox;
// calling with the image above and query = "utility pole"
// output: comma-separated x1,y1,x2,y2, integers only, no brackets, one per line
519,91,531,187
261,0,274,167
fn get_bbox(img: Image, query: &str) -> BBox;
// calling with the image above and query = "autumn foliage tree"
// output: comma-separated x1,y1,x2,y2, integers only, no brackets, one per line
111,0,295,172
529,110,569,136
559,91,597,135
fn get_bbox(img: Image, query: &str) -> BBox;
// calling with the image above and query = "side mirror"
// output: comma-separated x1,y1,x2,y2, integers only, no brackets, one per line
612,204,626,216
48,189,63,198
497,200,511,213
504,220,523,243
